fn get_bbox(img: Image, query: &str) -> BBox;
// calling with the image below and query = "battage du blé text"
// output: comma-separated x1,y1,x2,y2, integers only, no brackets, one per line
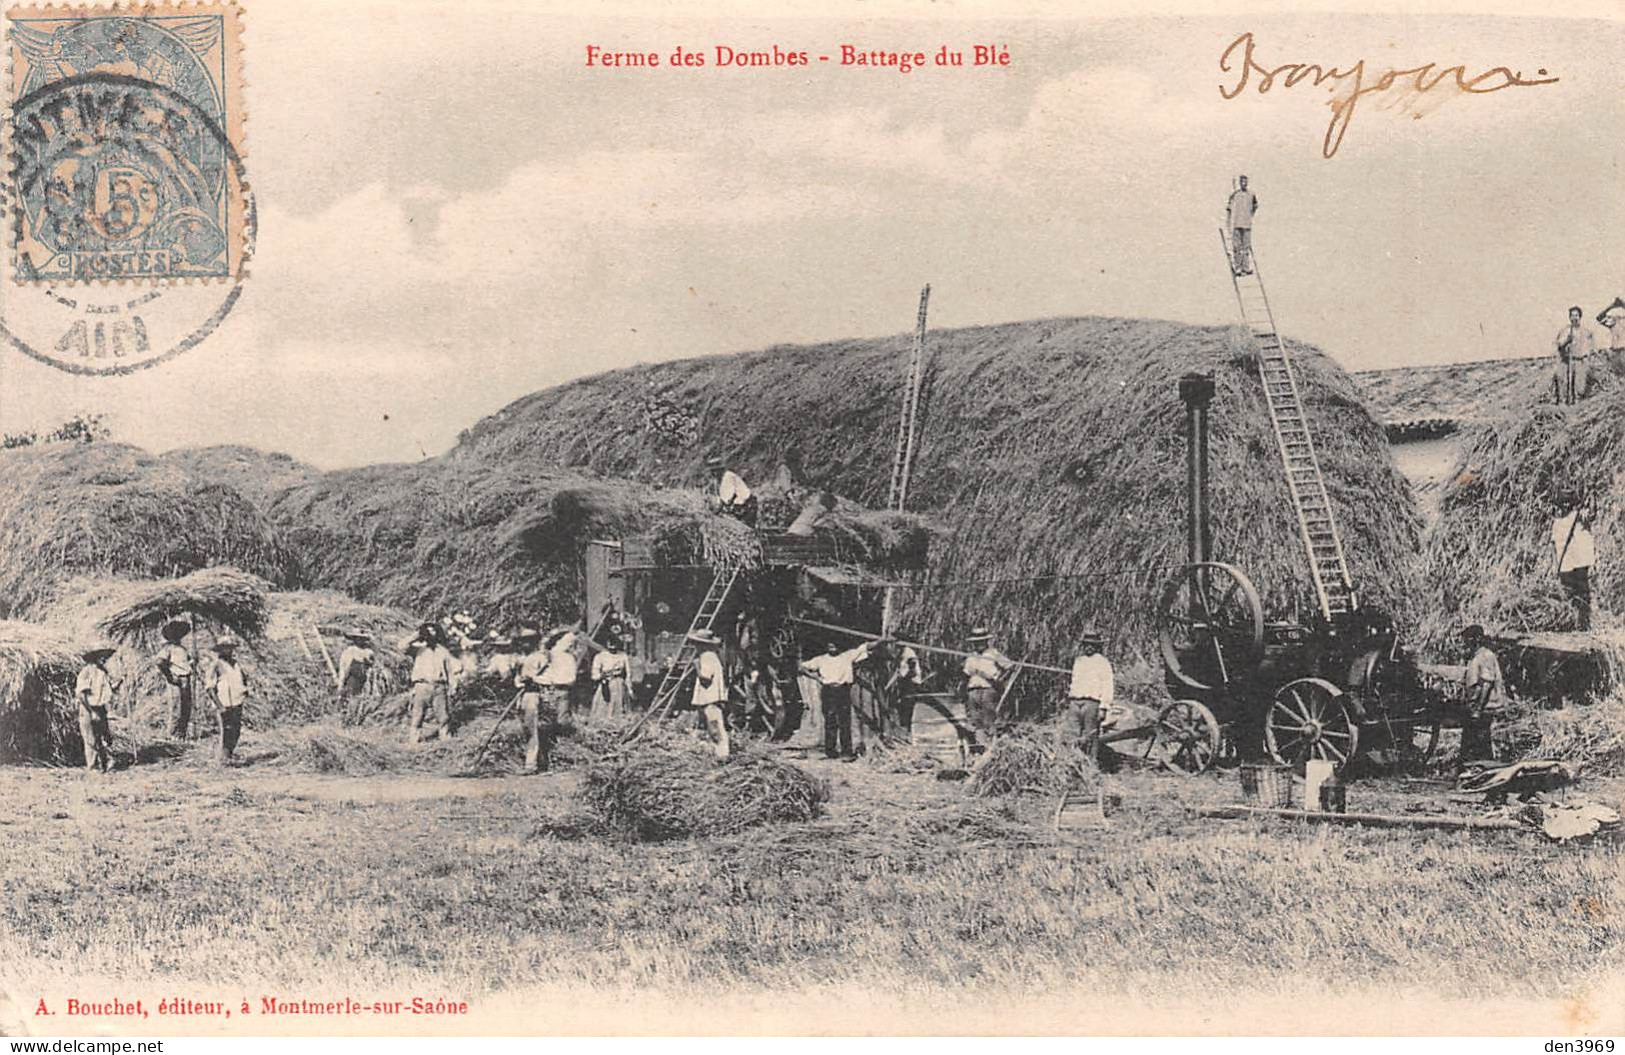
584,43,1011,73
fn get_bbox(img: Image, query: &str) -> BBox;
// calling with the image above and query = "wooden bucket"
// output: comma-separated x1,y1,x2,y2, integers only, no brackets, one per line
909,694,970,766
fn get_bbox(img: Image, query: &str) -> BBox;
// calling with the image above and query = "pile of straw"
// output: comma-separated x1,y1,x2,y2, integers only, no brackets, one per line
446,316,1422,658
969,727,1094,798
85,567,271,646
581,734,830,841
0,621,90,764
1419,396,1625,653
1501,692,1625,777
0,442,292,619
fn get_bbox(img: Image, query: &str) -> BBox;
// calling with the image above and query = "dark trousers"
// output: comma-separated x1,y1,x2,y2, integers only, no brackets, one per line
78,705,112,771
218,705,242,761
822,683,853,758
169,677,194,738
966,686,999,741
1560,567,1592,630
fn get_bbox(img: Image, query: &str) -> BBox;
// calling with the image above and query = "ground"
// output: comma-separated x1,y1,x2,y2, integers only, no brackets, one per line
0,717,1620,1036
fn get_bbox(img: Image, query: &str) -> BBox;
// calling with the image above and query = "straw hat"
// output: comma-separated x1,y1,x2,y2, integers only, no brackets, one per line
966,626,992,643
160,619,190,643
82,645,117,662
212,635,240,653
690,628,722,646
512,624,542,645
1079,626,1105,645
343,627,372,643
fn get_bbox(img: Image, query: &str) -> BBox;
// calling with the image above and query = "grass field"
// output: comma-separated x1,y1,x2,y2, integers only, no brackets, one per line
0,719,1620,1036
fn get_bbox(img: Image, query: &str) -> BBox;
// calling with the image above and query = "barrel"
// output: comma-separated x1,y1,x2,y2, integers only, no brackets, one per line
909,694,970,766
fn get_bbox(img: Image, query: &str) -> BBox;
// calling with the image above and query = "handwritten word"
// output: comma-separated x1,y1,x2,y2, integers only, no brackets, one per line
1218,32,1558,158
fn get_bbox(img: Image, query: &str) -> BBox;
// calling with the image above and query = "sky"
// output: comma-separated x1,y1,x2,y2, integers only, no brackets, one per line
0,0,1620,467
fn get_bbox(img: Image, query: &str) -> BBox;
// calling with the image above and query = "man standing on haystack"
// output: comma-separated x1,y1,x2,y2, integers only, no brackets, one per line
74,646,119,773
800,638,874,761
336,629,375,698
1063,628,1119,772
403,621,456,743
156,619,195,739
690,628,731,760
512,625,558,773
961,627,1015,742
1552,498,1596,631
1554,306,1597,405
208,636,249,765
1597,297,1625,359
1226,175,1259,276
706,455,757,526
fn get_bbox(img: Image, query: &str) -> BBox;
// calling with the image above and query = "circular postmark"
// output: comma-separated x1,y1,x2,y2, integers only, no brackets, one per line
2,72,254,376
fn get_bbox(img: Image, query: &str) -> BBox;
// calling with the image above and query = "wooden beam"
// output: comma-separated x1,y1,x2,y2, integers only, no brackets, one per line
1196,804,1532,834
787,615,1071,675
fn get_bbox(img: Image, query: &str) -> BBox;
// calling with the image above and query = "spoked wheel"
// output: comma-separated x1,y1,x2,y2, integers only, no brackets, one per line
1157,562,1266,692
1265,677,1359,772
1146,699,1222,776
1398,717,1441,769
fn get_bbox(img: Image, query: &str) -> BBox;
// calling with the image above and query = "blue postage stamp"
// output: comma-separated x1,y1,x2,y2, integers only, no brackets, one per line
7,4,245,282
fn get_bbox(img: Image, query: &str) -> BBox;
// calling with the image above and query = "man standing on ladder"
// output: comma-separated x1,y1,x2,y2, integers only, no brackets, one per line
1226,175,1259,276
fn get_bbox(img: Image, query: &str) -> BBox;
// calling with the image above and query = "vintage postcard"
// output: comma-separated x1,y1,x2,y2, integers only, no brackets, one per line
0,0,1619,1040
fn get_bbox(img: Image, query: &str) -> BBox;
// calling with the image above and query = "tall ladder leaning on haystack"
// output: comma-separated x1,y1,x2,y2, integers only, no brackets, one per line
880,284,932,635
623,565,742,741
1220,230,1357,622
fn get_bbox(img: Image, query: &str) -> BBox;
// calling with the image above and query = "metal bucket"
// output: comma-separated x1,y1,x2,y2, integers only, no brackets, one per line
1240,763,1294,808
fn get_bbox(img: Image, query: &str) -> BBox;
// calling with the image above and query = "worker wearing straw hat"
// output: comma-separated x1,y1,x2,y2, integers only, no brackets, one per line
74,646,120,773
156,618,195,739
589,632,632,722
403,621,456,744
208,636,249,765
336,629,375,698
706,455,758,527
689,628,731,760
1063,627,1119,772
961,627,1014,741
512,625,558,772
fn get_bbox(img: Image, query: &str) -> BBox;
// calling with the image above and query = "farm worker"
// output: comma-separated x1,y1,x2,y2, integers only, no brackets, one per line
1226,175,1259,276
961,627,1015,741
1551,499,1595,631
1597,297,1625,354
155,618,195,739
74,646,119,772
689,628,731,760
1063,628,1119,771
801,639,874,761
402,621,456,743
590,633,632,721
511,625,558,772
886,642,926,733
706,454,758,526
1460,625,1505,762
336,629,374,697
208,636,249,765
544,626,582,717
1553,306,1597,405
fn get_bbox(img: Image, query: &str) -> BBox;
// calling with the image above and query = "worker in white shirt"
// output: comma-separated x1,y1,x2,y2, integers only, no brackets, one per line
1063,628,1118,771
1226,175,1259,276
1460,624,1504,762
402,621,456,743
512,625,558,772
706,454,758,526
961,627,1015,741
74,646,120,772
689,629,731,760
1597,297,1625,355
886,642,926,734
543,626,583,717
801,639,875,760
590,633,632,721
156,619,195,739
209,636,250,765
1554,306,1598,405
336,629,374,698
1552,498,1596,630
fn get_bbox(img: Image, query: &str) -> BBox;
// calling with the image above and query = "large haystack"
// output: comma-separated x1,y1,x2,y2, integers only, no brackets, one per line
0,442,293,619
268,461,927,626
157,445,318,509
448,316,1422,659
1418,395,1625,650
0,621,89,764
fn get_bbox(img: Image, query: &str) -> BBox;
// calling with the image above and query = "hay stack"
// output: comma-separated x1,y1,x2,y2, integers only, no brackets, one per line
1418,396,1625,651
0,621,90,764
968,728,1093,798
0,442,292,619
446,316,1422,658
157,445,318,509
581,734,829,841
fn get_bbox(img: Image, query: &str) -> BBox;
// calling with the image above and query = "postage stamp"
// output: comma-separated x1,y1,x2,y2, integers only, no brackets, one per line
6,3,245,283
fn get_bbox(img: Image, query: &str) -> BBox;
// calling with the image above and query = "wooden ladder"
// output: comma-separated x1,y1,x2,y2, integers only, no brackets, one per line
886,284,932,511
626,565,741,737
1220,230,1357,621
